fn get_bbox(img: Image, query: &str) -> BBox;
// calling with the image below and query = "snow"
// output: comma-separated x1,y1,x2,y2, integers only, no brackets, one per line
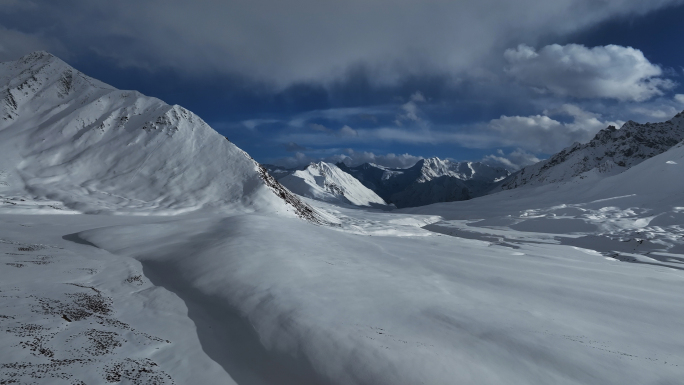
338,158,509,207
0,214,237,385
2,52,684,385
0,51,315,219
279,162,387,207
76,204,684,385
499,113,684,190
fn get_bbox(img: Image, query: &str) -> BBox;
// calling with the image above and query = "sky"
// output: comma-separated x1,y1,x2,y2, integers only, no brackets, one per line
1,0,684,170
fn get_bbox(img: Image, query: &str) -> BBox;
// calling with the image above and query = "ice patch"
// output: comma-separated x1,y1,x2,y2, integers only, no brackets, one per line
666,161,677,164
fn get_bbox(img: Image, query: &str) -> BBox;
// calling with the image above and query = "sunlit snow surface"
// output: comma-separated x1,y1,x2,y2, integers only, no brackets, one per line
3,145,684,384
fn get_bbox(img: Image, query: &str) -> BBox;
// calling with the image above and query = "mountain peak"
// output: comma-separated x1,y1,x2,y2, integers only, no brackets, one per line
0,52,323,220
280,162,387,207
18,50,55,63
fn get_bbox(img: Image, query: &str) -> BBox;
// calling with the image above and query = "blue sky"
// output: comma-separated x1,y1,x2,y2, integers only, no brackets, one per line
1,0,684,169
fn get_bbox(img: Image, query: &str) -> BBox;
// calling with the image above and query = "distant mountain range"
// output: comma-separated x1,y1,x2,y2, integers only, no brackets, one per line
267,110,684,209
267,158,510,208
338,159,510,208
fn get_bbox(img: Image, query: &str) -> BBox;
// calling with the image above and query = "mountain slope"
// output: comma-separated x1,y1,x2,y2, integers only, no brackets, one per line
338,158,509,207
389,175,471,208
279,162,387,206
498,112,684,190
0,51,322,220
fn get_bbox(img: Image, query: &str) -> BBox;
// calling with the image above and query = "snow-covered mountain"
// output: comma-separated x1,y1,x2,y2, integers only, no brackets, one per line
498,111,684,190
338,158,509,208
279,162,387,206
0,51,322,220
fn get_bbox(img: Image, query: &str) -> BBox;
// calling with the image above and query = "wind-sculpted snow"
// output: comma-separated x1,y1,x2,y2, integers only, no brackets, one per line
80,200,684,385
0,52,319,219
279,162,387,207
499,111,684,190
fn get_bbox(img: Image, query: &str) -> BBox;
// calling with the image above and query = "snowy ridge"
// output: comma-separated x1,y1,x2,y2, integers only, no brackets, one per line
279,162,387,207
499,111,684,190
0,51,323,221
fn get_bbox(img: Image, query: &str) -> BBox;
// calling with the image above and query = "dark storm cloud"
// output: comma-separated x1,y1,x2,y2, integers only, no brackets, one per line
1,0,683,86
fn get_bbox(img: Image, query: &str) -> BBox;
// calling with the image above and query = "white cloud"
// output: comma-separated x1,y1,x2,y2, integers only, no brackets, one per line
675,94,684,105
483,104,624,153
241,119,281,130
396,91,427,125
482,148,542,171
335,150,423,168
308,123,358,137
309,123,331,133
272,149,423,169
505,44,675,101
277,103,623,154
339,125,358,137
410,91,426,103
631,106,681,120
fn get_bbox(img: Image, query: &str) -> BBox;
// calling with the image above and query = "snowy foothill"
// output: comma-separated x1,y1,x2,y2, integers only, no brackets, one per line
1,52,684,385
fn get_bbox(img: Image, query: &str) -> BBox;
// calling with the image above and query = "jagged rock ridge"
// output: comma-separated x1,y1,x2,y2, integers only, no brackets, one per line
499,112,684,190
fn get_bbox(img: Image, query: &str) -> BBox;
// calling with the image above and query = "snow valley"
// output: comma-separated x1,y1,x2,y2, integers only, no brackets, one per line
1,52,684,385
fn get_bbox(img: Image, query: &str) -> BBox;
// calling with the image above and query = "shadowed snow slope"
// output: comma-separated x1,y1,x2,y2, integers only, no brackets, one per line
0,51,319,219
279,162,387,207
498,111,684,190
